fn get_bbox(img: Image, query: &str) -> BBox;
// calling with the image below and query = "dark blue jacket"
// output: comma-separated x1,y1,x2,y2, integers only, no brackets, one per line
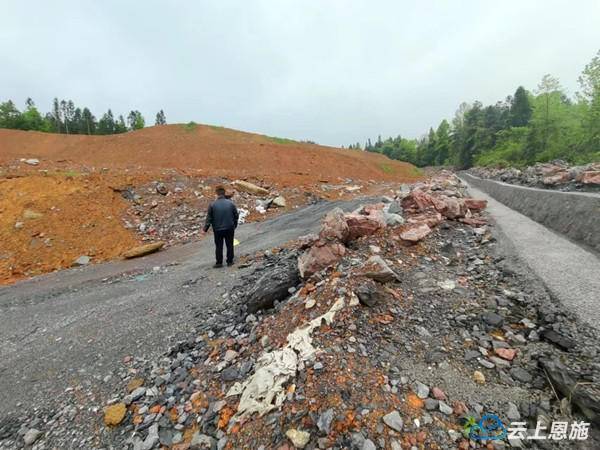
204,197,239,232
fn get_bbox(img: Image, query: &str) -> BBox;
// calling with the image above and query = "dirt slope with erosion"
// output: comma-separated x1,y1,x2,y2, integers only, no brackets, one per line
0,126,421,284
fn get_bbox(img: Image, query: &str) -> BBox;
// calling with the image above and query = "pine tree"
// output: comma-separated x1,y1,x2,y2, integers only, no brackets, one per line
510,86,532,127
155,109,166,125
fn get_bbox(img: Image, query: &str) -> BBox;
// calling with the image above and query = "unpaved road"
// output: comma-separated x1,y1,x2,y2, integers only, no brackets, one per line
0,199,367,414
464,181,600,330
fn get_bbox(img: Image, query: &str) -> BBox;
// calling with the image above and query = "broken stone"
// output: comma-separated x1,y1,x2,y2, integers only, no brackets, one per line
361,255,398,283
464,198,487,211
104,403,127,426
382,410,404,432
286,429,310,448
24,158,40,165
244,252,300,311
317,408,334,435
298,241,345,279
540,329,575,351
72,255,90,267
399,223,431,242
355,282,385,307
23,429,42,445
319,207,349,242
271,196,287,208
345,213,383,241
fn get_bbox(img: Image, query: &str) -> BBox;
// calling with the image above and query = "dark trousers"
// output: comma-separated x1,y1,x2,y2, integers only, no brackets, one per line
213,228,235,264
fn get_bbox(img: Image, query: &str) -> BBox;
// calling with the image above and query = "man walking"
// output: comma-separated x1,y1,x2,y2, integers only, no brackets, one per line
202,186,239,267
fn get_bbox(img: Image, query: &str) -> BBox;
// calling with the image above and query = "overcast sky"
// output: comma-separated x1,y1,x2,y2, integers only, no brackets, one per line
2,1,600,146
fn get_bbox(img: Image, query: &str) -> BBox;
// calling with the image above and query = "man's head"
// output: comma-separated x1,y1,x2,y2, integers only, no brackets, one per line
215,186,226,198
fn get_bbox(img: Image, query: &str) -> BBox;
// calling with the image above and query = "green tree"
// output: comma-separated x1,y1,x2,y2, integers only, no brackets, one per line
127,110,145,130
510,86,532,127
115,115,128,133
435,119,451,165
81,107,96,135
97,109,115,135
0,100,22,129
155,109,166,125
21,98,48,131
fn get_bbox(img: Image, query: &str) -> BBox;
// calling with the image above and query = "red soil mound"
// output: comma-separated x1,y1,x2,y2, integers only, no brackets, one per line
0,125,420,185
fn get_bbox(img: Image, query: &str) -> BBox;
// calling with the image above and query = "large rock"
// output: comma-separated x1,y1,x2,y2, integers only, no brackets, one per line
72,255,91,267
464,198,487,211
407,212,443,228
399,223,432,242
233,180,269,196
433,196,467,219
122,241,165,259
543,171,572,185
540,358,600,425
271,195,287,207
345,214,383,241
245,253,300,312
400,189,435,212
579,171,600,185
298,241,346,279
319,207,349,242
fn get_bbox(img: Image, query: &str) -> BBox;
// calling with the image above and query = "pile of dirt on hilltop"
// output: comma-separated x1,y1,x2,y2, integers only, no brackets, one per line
0,125,421,186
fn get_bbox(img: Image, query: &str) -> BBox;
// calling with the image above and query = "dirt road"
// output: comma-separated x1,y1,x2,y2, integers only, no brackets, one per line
0,199,368,416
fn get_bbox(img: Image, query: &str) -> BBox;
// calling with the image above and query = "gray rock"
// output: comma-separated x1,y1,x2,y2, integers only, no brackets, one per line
438,401,453,415
507,402,520,420
509,367,532,383
156,183,168,195
141,424,159,450
23,429,42,445
382,410,404,432
24,158,40,166
424,398,439,410
415,381,430,399
190,432,216,448
317,408,334,435
72,255,90,267
482,312,504,327
362,439,377,450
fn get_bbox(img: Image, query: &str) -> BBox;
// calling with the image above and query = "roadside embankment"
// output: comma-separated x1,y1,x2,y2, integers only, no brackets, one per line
460,172,600,252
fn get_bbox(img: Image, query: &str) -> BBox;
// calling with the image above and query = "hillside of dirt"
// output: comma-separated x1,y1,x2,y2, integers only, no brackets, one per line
0,125,420,185
0,126,422,284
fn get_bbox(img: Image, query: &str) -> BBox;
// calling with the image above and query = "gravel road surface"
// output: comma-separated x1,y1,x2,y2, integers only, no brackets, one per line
464,181,600,331
0,199,367,414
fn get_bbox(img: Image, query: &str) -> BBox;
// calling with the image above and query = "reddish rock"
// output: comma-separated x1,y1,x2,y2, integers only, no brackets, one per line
407,212,443,228
579,171,600,185
464,198,487,211
401,189,435,212
298,241,346,278
297,233,319,249
319,207,349,243
431,387,446,400
495,347,517,361
345,214,383,241
433,196,467,219
362,203,386,214
459,217,487,227
399,223,432,242
542,171,572,185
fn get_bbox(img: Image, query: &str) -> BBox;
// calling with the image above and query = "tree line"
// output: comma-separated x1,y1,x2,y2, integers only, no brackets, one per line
0,98,167,135
353,49,600,168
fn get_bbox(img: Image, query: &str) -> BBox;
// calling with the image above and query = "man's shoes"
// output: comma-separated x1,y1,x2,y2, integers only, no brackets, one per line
227,261,234,267
213,263,223,268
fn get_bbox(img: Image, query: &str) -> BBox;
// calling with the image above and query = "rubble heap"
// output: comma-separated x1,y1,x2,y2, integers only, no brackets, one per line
470,161,600,192
5,173,599,449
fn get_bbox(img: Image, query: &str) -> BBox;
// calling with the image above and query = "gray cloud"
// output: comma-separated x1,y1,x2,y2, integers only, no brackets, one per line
2,0,599,146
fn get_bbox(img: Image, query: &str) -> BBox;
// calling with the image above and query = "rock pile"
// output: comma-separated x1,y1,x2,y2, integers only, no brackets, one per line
4,174,599,449
470,160,600,191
